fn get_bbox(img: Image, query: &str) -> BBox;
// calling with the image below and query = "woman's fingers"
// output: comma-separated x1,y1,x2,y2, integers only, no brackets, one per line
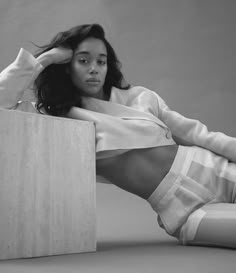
37,47,73,67
49,47,73,64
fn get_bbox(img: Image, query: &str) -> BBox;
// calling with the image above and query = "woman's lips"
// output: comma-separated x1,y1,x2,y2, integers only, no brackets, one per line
86,79,100,85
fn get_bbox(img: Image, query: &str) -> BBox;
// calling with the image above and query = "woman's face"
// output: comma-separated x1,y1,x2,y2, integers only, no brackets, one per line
69,37,108,99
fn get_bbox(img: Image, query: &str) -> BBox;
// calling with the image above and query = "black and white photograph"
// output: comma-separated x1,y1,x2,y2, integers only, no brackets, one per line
0,1,236,272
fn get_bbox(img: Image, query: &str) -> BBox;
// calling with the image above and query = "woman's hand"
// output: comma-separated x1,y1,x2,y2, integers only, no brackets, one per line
36,47,73,67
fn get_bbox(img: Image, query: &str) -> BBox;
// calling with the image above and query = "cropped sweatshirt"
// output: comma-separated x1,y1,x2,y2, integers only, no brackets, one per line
1,48,236,167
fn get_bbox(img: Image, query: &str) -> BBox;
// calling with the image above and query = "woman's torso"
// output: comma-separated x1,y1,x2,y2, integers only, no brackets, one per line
96,144,178,199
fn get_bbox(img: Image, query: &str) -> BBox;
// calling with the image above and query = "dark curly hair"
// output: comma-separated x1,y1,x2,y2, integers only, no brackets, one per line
34,24,130,116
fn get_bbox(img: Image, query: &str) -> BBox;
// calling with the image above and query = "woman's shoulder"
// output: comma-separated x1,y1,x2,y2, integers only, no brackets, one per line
110,85,160,108
112,85,156,97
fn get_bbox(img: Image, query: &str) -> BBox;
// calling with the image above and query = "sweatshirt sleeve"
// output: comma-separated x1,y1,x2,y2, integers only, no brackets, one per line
153,91,236,162
0,48,44,109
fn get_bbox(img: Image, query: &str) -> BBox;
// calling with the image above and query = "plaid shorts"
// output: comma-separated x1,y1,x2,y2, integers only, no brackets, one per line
147,145,236,237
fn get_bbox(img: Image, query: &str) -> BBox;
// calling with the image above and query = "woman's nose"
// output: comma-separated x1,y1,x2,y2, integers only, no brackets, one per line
89,63,98,74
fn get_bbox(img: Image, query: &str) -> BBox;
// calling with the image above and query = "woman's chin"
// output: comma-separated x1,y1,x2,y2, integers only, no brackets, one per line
83,89,104,99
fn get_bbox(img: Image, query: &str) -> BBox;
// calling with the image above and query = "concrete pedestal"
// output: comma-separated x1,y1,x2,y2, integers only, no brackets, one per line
0,109,96,259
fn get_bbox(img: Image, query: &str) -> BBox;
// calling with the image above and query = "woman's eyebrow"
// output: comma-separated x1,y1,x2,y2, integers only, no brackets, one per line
75,51,107,57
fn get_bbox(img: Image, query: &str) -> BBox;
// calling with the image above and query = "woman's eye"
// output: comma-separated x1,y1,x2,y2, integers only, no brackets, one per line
98,60,107,65
78,58,88,64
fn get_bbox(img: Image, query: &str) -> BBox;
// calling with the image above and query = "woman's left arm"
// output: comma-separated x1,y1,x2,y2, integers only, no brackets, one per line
152,91,236,162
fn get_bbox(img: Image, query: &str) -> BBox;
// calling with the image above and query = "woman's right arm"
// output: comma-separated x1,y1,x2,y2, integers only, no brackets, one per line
0,49,45,109
0,47,72,109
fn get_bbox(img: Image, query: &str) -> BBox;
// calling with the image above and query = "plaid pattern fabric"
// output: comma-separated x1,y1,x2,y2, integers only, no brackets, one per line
147,145,236,236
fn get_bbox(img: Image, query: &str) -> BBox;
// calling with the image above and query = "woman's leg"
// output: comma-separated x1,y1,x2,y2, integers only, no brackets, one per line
147,145,236,245
179,203,236,248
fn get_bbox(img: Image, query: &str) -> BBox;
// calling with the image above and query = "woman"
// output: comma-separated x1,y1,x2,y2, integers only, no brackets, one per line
1,23,236,248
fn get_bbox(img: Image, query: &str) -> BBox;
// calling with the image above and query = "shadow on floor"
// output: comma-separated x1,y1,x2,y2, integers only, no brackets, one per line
97,238,178,252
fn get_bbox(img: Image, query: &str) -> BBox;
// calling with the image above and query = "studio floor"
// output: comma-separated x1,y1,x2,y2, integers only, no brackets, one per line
0,183,235,273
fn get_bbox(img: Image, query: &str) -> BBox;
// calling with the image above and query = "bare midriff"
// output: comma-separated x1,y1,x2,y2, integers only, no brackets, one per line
96,144,179,200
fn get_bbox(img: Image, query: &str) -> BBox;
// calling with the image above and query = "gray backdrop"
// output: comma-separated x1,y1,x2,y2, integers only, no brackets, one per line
0,1,236,272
